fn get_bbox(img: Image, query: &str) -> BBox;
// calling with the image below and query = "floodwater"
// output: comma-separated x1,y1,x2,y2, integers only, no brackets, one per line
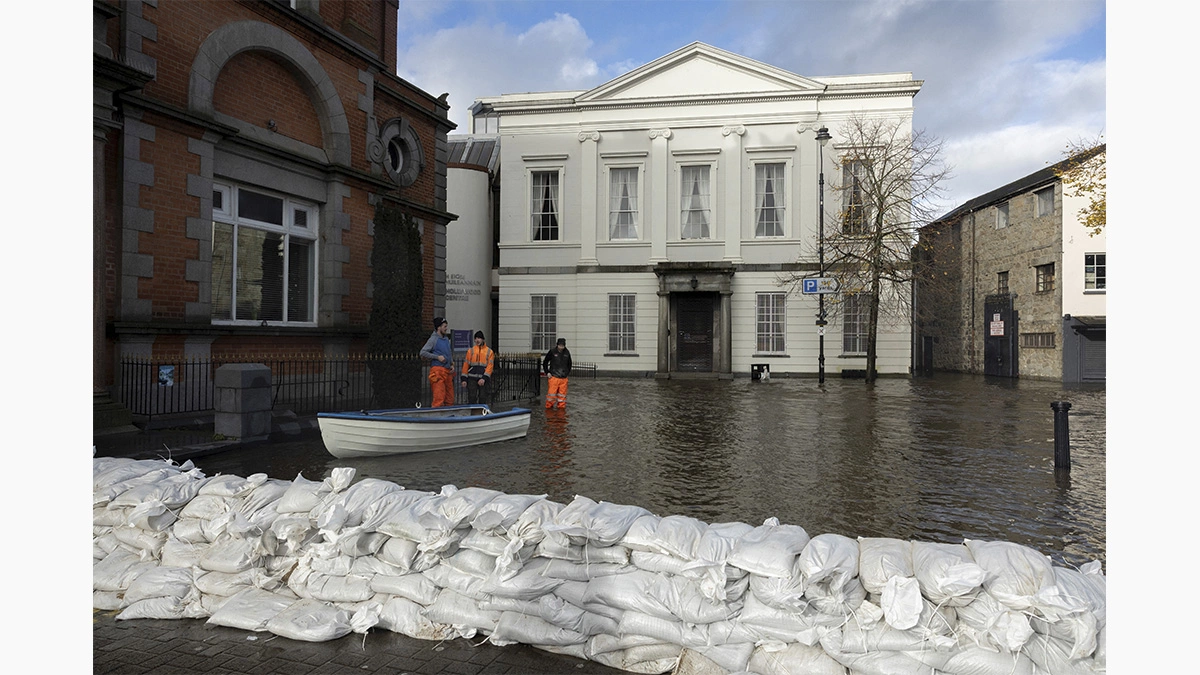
190,374,1105,570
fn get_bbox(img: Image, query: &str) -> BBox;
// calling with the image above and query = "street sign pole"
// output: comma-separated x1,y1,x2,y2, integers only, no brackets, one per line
815,126,831,384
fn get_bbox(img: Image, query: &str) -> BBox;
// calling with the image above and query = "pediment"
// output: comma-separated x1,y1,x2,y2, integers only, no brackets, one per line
577,42,824,103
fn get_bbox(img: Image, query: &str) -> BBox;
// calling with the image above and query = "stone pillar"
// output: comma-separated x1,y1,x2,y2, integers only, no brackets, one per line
649,128,672,262
578,131,600,264
722,125,745,263
214,364,273,441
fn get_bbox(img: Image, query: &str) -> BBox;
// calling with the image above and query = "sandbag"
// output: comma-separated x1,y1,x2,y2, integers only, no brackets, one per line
727,518,810,579
376,596,460,640
265,598,352,642
911,542,986,607
206,587,297,631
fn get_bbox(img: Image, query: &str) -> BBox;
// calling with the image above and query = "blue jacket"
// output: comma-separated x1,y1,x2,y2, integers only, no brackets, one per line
420,331,454,370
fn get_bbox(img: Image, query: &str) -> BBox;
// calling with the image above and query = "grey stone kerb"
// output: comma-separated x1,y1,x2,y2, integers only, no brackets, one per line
187,20,351,166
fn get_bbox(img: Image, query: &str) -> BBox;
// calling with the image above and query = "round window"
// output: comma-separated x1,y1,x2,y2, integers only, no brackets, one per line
387,138,405,174
378,118,424,187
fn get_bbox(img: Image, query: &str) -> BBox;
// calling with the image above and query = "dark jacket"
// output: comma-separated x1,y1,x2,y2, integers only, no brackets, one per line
543,346,572,379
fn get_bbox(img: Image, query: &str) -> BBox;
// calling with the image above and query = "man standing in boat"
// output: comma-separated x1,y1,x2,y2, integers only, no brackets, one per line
542,337,572,409
460,331,496,405
421,317,455,407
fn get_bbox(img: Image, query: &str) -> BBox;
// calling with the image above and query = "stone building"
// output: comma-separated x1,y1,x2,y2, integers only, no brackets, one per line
914,147,1106,382
469,42,921,376
93,0,455,424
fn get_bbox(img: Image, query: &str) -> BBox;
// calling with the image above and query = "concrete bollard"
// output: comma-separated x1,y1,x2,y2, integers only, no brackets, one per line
1051,401,1071,472
214,363,273,441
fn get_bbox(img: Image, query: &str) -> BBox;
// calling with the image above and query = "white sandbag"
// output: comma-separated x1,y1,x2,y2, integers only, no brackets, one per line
746,641,847,675
583,568,734,624
354,488,437,533
94,532,122,559
370,572,440,605
94,464,189,506
444,548,499,579
376,596,460,640
123,565,196,604
457,529,511,558
881,575,924,630
302,572,374,603
376,537,420,572
265,598,353,642
194,568,278,597
620,515,663,553
489,610,588,647
535,537,630,564
553,580,627,623
344,555,408,577
964,539,1056,611
94,505,132,528
94,590,125,610
179,494,235,521
1021,632,1102,675
108,470,209,509
199,535,257,573
588,642,681,674
506,498,563,545
113,525,167,558
924,646,1036,675
315,478,402,531
619,611,710,650
911,542,987,607
587,632,667,656
736,592,825,645
239,480,289,516
422,589,500,633
955,591,1034,652
421,562,491,600
819,627,938,675
94,458,188,491
578,501,653,547
127,500,179,532
540,558,633,581
335,531,389,558
748,570,805,610
375,493,459,552
172,516,222,544
206,587,297,631
798,533,859,592
858,537,915,595
480,595,619,636
485,562,567,600
276,473,326,514
652,515,709,560
727,518,810,579
116,595,200,621
467,492,548,535
630,550,691,577
1038,565,1106,623
199,473,268,498
433,485,504,529
541,495,599,546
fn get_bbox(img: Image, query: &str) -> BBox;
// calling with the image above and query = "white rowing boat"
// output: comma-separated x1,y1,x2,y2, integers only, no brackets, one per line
317,404,532,458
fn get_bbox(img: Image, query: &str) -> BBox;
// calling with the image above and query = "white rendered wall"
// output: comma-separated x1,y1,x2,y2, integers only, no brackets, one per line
446,167,493,340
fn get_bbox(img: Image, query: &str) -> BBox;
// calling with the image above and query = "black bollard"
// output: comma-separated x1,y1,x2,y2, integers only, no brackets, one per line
1051,401,1071,472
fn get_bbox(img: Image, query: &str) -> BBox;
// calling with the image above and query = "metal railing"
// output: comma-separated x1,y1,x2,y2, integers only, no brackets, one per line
117,353,549,422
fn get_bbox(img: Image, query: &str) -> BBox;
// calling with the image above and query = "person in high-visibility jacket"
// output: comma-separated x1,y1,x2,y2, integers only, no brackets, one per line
420,317,455,407
542,337,572,409
460,331,496,405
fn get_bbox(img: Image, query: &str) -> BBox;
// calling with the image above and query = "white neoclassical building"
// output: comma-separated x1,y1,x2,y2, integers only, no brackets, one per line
469,42,922,377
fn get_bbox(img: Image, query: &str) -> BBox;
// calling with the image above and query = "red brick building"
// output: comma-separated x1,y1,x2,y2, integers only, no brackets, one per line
93,0,454,423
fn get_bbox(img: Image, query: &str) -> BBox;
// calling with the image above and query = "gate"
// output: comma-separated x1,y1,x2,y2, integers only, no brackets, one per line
983,294,1018,377
676,293,714,372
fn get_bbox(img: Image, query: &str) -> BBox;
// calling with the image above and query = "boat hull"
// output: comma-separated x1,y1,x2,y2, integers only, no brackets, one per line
316,405,532,458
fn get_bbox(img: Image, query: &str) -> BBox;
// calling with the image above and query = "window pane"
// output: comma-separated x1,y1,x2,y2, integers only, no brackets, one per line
288,238,313,322
211,221,234,320
756,293,785,352
755,163,784,237
608,294,635,352
681,165,711,239
236,227,284,322
843,295,869,353
532,295,557,351
238,189,284,225
531,171,559,241
609,168,638,239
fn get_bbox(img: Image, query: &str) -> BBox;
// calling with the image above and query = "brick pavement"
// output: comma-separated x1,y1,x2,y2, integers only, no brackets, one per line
93,608,626,675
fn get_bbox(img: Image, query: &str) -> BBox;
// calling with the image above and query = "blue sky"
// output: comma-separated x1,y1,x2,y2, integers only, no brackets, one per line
395,0,1106,214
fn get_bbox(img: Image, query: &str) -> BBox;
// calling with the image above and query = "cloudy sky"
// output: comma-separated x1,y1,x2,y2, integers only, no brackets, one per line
394,0,1106,215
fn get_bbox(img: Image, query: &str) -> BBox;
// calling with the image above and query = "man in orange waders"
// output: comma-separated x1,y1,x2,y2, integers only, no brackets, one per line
542,337,572,409
460,331,496,405
420,316,456,407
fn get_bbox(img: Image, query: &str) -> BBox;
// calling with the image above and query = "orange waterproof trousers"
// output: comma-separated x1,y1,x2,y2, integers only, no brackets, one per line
429,366,456,407
545,376,568,409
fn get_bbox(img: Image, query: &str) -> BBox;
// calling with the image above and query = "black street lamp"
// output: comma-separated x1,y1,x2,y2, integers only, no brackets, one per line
815,125,831,384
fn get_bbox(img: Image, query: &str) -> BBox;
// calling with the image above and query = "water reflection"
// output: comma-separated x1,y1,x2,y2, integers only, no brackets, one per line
192,374,1105,568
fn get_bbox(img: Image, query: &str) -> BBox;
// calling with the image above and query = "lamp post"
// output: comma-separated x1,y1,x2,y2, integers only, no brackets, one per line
815,125,831,384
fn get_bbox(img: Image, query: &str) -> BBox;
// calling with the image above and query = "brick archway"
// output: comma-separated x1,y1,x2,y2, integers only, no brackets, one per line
187,20,351,166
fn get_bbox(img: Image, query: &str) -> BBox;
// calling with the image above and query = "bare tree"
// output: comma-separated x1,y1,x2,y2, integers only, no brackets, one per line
781,114,951,383
1054,135,1105,237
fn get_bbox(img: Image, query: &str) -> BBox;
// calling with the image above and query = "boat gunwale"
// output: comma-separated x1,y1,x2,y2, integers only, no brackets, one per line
317,405,532,424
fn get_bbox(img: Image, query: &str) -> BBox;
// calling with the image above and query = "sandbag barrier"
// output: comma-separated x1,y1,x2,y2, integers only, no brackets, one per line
93,457,1105,675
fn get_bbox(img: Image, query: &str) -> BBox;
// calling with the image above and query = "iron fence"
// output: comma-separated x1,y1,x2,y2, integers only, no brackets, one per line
117,353,561,422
